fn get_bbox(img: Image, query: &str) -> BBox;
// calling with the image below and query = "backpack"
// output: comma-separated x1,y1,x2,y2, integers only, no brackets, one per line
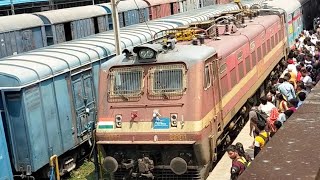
253,109,268,126
237,156,251,168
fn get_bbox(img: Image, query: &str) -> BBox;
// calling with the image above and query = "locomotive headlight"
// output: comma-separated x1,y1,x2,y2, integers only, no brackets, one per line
139,49,155,59
115,114,122,128
171,113,178,127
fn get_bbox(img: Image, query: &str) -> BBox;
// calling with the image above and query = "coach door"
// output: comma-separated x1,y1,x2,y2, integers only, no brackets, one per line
71,70,96,138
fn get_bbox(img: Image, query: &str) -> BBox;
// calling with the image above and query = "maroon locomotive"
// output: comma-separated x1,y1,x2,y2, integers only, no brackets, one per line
96,12,286,179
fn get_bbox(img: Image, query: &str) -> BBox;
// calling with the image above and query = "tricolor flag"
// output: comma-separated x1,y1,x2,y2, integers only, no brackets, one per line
98,121,114,129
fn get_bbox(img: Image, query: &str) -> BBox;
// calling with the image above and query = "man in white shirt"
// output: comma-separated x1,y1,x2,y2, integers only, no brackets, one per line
258,96,275,117
301,69,313,93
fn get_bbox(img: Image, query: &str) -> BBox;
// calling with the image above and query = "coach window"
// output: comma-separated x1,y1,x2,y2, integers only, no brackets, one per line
280,29,284,40
245,56,251,73
262,43,266,57
220,63,227,74
257,46,262,62
271,35,275,48
204,65,211,89
237,51,243,62
63,22,72,41
267,39,271,52
211,62,216,81
230,68,237,88
251,51,256,67
275,32,279,45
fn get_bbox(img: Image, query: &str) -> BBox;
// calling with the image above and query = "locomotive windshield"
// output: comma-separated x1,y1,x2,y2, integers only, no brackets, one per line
108,64,186,101
109,67,143,97
149,64,186,95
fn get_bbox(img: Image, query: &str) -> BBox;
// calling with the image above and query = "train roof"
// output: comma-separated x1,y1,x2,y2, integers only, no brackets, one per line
35,5,107,24
152,3,239,25
0,0,266,89
178,15,280,59
99,0,148,12
145,0,180,6
100,44,216,70
262,0,301,14
0,14,43,33
0,21,179,89
214,15,280,58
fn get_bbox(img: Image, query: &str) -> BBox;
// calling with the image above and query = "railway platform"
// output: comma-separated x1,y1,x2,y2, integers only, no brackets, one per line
207,120,253,180
239,82,320,180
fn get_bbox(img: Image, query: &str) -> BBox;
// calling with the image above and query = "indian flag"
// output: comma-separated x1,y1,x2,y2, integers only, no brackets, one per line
98,121,114,129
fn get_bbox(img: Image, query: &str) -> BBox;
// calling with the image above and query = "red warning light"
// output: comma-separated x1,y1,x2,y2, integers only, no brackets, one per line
131,111,138,120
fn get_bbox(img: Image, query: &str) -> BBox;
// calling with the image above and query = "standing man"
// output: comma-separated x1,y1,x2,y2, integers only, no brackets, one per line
277,73,296,101
254,121,270,157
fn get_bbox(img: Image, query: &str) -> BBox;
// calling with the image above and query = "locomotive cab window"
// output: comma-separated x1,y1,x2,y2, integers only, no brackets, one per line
108,67,144,98
149,64,186,96
204,65,211,89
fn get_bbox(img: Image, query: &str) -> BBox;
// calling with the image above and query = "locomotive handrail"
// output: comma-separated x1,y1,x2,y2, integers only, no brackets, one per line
49,155,60,180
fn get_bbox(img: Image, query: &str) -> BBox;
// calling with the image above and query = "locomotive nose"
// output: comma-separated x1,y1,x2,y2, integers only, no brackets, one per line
102,156,118,173
170,157,187,175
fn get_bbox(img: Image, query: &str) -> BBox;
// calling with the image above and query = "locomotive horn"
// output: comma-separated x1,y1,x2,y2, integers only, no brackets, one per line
170,157,187,175
102,156,118,173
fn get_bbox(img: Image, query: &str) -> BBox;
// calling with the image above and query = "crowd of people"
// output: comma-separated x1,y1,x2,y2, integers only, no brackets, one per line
226,27,320,180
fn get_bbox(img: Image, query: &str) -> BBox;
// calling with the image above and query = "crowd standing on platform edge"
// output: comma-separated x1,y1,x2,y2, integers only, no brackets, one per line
227,20,320,180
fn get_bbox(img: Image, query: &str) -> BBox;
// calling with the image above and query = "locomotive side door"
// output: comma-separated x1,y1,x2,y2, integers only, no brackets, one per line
71,70,96,139
209,57,222,162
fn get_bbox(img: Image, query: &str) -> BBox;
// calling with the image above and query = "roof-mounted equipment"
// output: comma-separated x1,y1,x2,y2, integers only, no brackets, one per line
133,44,163,63
162,39,176,50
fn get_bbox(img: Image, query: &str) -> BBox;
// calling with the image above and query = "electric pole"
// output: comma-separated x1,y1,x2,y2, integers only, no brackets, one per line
111,0,121,55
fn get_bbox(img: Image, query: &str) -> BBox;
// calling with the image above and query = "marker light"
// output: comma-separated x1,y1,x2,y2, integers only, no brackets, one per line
115,114,122,128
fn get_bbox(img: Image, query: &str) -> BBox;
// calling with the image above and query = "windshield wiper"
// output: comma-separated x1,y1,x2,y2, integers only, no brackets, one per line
160,90,169,99
119,94,129,101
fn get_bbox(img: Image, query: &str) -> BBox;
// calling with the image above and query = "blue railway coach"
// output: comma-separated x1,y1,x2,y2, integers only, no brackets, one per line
35,5,108,45
0,14,46,59
0,20,179,176
99,0,149,29
0,0,259,60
